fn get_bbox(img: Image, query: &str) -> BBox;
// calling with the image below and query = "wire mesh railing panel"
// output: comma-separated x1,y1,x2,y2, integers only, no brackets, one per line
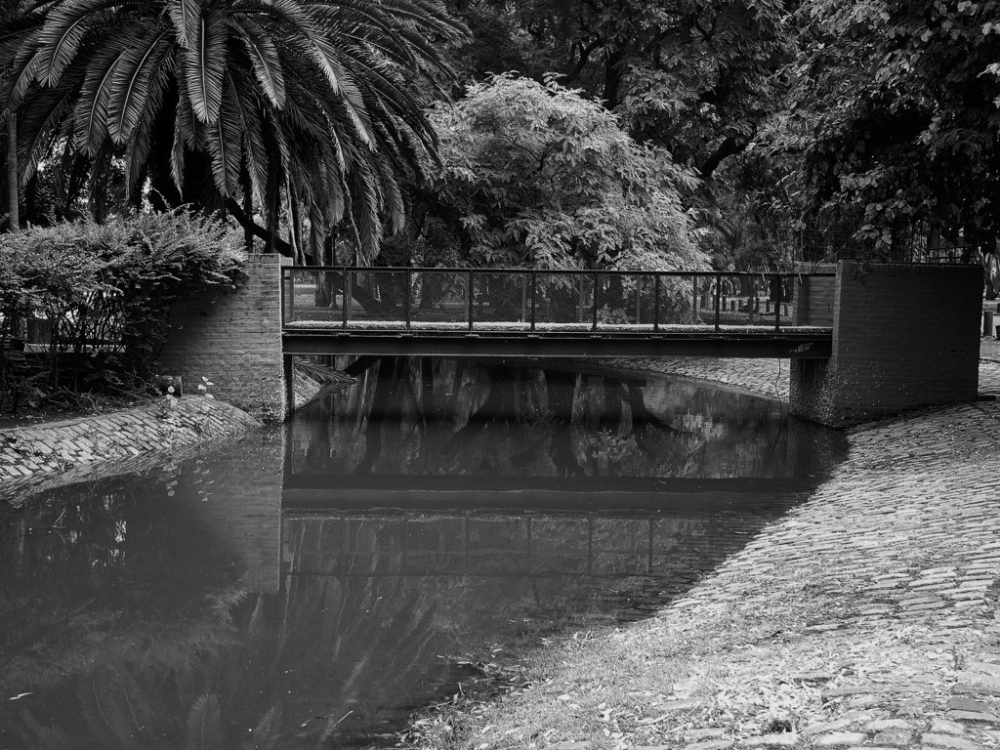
659,274,709,325
594,274,656,329
534,273,595,328
345,270,408,323
714,275,770,327
285,269,346,325
472,272,530,326
410,271,468,325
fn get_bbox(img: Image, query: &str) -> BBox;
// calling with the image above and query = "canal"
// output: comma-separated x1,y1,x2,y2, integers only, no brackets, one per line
0,358,847,749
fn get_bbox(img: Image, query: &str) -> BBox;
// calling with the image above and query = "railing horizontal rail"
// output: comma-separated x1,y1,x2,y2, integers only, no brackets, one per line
287,265,837,277
282,267,837,334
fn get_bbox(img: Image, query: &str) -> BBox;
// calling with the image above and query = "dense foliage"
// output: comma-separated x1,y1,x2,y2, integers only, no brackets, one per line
786,0,1000,257
391,75,706,270
0,210,244,408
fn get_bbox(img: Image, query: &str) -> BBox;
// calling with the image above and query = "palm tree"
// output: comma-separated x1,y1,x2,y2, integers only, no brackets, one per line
0,0,466,259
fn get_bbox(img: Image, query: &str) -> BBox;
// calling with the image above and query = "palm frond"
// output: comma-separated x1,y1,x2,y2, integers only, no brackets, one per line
346,155,383,262
228,14,285,107
307,35,374,148
108,25,171,144
184,5,226,123
206,73,241,196
229,68,269,205
124,50,175,192
171,85,197,187
167,0,200,48
35,0,109,85
73,45,122,155
0,37,43,110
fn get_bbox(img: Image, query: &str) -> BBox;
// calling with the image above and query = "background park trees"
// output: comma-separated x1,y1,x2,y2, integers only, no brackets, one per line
387,75,706,271
3,0,1000,267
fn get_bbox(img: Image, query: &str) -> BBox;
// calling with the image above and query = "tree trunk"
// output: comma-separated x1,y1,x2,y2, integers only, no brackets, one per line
6,115,18,231
602,46,624,109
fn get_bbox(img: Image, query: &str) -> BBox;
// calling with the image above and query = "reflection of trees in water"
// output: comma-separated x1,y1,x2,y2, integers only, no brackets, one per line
0,471,274,750
274,519,464,744
290,357,836,480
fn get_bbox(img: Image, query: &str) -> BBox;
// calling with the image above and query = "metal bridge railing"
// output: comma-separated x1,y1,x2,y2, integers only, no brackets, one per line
282,267,836,333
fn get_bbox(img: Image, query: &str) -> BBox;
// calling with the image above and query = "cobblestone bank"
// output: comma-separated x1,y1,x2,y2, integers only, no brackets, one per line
629,396,1000,750
0,396,260,501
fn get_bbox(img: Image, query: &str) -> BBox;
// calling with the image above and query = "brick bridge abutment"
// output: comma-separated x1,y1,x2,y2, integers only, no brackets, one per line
789,261,982,427
158,254,289,422
157,256,984,428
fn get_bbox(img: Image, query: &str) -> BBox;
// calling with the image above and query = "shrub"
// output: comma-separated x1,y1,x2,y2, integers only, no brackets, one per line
0,210,246,408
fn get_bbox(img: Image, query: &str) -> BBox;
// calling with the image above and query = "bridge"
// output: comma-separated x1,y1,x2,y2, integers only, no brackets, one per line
281,266,835,359
158,257,983,427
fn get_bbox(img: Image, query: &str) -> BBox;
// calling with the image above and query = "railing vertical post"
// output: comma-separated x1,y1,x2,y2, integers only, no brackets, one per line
592,271,599,331
653,273,661,332
714,273,722,332
691,275,697,324
530,270,537,332
774,273,782,331
468,269,474,330
635,274,642,323
342,267,350,328
404,268,411,330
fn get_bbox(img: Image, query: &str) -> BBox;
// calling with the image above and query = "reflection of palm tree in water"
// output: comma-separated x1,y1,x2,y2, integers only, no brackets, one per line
8,541,453,750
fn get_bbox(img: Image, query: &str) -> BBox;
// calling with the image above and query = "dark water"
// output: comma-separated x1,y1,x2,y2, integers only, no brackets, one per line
0,358,847,749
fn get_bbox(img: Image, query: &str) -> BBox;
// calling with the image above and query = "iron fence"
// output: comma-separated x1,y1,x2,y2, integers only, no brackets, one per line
283,267,836,333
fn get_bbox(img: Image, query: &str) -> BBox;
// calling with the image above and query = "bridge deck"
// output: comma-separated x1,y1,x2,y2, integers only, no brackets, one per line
282,267,835,358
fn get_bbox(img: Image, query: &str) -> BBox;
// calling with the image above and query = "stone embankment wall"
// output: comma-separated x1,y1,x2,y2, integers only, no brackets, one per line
791,261,982,426
157,254,288,422
0,397,260,501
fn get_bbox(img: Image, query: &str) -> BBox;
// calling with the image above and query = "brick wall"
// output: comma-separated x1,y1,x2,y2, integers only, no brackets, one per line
794,263,837,326
158,254,288,421
790,261,983,426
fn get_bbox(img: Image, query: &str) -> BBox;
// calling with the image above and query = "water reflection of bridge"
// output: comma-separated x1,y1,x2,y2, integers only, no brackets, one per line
281,485,810,581
283,474,819,511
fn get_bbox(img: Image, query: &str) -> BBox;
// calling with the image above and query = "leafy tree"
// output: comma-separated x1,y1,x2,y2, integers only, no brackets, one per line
0,0,467,259
393,75,705,270
788,0,1000,258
